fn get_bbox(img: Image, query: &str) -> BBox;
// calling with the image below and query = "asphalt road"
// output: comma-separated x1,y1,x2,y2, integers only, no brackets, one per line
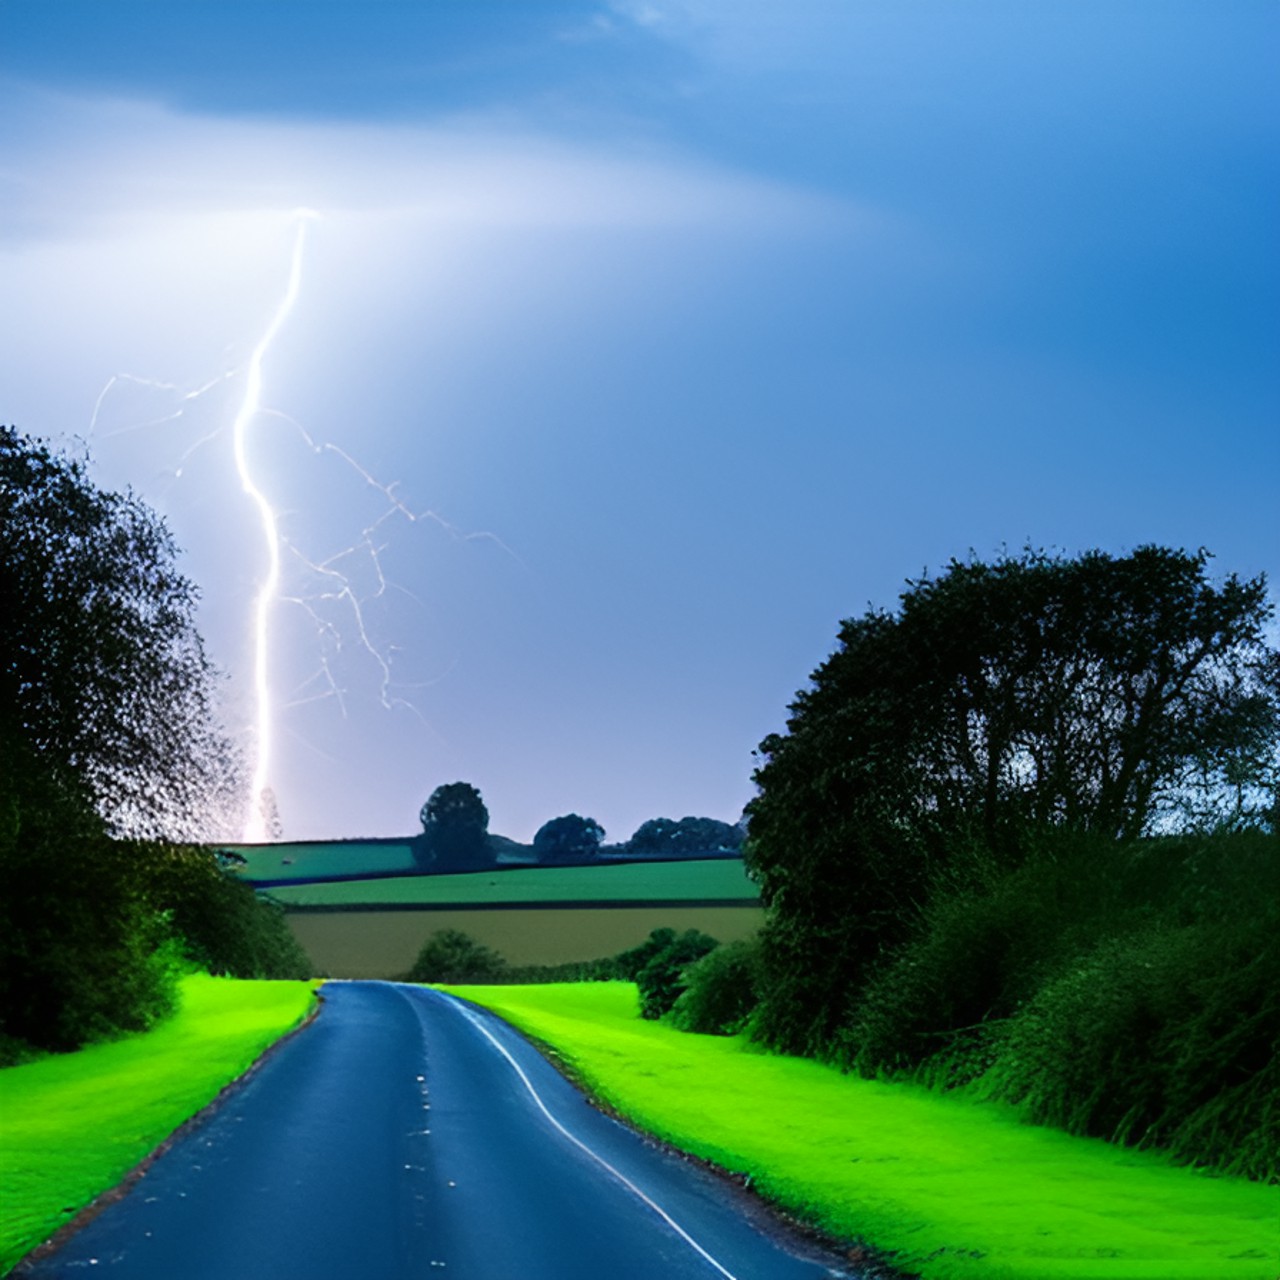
20,982,861,1279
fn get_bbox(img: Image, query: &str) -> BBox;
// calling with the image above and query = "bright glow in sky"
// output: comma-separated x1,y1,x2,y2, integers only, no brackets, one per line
2,1,1276,843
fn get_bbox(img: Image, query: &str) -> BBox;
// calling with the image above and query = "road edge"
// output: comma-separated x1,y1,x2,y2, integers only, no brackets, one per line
437,987,917,1280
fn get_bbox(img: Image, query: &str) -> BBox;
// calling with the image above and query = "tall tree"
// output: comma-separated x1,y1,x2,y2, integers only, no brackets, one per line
746,546,1278,1055
1,426,238,840
416,781,492,870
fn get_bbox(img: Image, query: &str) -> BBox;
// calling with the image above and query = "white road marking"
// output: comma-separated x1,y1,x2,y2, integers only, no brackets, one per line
442,994,742,1280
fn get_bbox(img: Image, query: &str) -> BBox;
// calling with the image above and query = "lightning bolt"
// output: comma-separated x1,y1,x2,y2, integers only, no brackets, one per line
82,208,521,844
233,209,315,842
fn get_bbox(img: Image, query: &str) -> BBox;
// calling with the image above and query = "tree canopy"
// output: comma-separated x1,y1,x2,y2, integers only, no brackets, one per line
627,815,743,857
1,425,238,840
1,428,305,1055
416,781,492,870
532,813,604,863
745,546,1278,1055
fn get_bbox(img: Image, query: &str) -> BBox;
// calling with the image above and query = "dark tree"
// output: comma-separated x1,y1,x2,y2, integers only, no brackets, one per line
0,426,238,840
532,813,605,863
627,815,742,857
636,930,720,1019
628,817,679,855
416,781,492,870
404,929,506,983
746,546,1278,1056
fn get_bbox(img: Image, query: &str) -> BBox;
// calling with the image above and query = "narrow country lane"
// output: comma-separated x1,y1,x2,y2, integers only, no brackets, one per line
17,982,860,1279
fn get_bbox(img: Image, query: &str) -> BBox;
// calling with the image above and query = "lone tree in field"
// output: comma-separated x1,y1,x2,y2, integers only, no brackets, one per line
532,813,605,863
745,545,1279,1056
416,781,492,870
0,425,238,840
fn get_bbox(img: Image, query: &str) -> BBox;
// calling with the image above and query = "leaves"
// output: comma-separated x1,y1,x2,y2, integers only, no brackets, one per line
0,426,240,840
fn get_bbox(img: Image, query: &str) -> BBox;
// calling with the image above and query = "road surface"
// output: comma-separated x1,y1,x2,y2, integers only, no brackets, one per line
19,982,861,1279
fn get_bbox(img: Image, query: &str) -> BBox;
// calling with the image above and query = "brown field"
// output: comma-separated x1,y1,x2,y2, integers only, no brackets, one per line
288,905,766,978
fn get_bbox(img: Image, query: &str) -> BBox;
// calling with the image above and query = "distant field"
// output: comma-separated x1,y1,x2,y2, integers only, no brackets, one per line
289,905,765,977
220,839,419,882
267,857,759,908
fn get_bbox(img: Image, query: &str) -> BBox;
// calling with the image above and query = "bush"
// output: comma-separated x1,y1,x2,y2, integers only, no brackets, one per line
668,937,761,1034
0,767,180,1053
636,930,718,1020
139,843,311,980
979,915,1279,1180
0,736,189,1054
405,929,507,983
612,928,679,981
843,829,1161,1080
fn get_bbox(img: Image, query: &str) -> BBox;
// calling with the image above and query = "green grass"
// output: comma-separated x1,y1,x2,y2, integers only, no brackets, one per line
0,974,316,1276
269,858,759,908
447,982,1280,1280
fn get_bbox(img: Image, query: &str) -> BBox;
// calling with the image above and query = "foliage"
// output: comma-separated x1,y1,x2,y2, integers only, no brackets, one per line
627,815,743,857
979,919,1278,1182
0,975,315,1276
140,843,311,980
454,983,1280,1280
532,812,605,863
966,831,1280,1181
0,425,239,841
414,781,493,870
668,937,762,1035
837,826,1279,1179
0,736,179,1054
842,828,1163,1081
746,546,1279,1056
636,929,719,1019
611,927,679,981
405,929,507,983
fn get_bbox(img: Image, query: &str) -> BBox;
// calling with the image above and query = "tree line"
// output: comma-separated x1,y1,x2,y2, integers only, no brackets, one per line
411,780,744,871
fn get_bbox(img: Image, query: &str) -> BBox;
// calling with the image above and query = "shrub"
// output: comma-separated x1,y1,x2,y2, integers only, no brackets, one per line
139,843,311,980
979,914,1279,1180
843,830,1150,1080
405,929,507,983
0,742,180,1054
668,937,761,1034
636,930,718,1020
612,928,678,981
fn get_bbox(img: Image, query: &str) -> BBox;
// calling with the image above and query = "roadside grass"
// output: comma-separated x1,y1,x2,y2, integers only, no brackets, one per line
447,982,1280,1280
269,857,759,908
0,974,316,1276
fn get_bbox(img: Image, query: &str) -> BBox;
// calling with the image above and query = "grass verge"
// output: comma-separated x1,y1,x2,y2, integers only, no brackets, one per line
0,974,316,1276
446,982,1280,1280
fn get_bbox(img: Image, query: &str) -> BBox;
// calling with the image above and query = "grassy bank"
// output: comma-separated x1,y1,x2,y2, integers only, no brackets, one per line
0,974,316,1276
448,982,1279,1280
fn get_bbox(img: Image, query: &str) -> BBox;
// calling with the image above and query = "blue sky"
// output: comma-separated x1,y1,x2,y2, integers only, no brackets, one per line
2,1,1277,842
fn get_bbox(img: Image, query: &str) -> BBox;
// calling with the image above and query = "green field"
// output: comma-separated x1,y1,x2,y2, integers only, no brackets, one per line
268,857,759,908
448,982,1280,1280
0,975,316,1277
222,839,419,882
